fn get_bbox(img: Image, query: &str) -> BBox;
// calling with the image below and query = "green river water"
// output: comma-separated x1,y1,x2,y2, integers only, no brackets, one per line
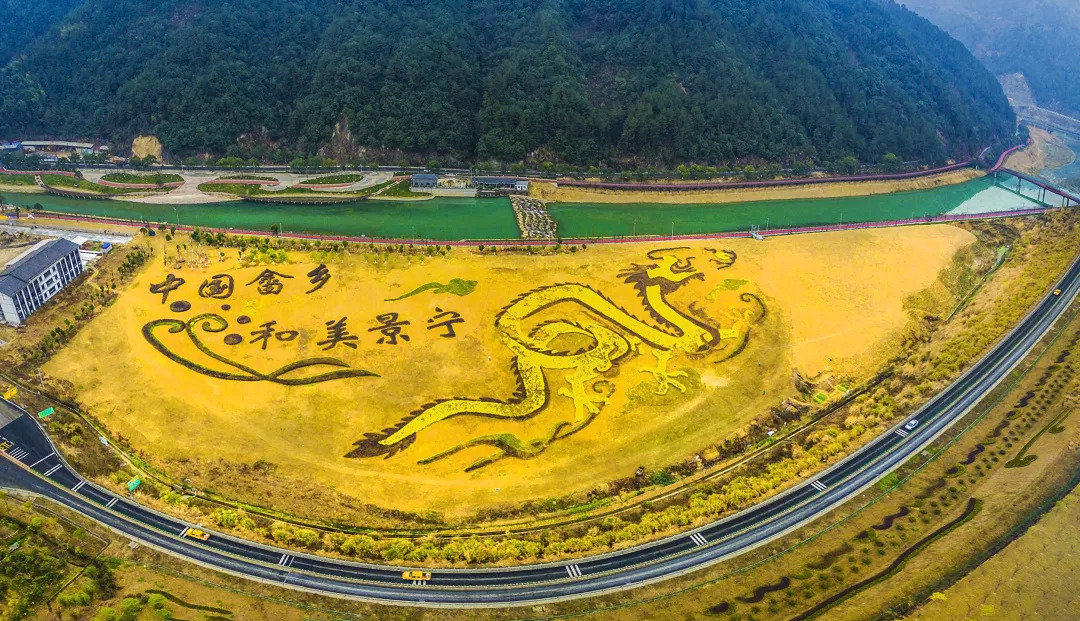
0,175,1043,241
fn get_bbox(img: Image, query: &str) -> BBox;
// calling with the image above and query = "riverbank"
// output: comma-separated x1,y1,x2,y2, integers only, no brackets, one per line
1005,127,1075,177
533,168,984,204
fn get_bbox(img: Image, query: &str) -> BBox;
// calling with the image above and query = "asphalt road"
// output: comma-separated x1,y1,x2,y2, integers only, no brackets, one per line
2,253,1079,607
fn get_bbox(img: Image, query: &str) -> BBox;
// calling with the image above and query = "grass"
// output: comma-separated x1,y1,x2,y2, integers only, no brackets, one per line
301,173,365,184
101,172,184,184
0,173,37,186
374,180,432,198
197,182,284,196
41,174,165,195
221,174,277,181
200,179,411,198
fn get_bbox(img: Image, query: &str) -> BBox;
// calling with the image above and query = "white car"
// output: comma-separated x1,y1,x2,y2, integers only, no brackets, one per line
904,419,919,431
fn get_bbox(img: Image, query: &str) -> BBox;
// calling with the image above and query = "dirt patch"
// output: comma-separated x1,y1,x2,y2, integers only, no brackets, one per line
131,135,164,160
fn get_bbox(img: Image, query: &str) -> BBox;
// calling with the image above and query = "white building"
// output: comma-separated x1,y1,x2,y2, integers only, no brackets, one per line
0,238,83,326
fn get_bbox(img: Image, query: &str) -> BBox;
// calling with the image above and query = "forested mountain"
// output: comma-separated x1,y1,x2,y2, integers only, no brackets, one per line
0,0,83,65
0,0,1014,167
901,0,1080,119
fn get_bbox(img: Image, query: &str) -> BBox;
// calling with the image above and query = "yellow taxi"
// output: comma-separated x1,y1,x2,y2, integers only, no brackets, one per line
1054,289,1063,296
184,528,211,541
402,570,432,581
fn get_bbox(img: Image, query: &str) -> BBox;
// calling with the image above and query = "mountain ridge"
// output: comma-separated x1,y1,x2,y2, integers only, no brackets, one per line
0,0,1015,167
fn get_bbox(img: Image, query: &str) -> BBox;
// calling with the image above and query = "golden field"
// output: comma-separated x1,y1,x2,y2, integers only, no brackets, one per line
44,226,974,518
531,169,983,204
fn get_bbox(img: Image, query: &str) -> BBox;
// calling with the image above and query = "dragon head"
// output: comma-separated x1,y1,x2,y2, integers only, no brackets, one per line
620,247,705,296
621,247,739,293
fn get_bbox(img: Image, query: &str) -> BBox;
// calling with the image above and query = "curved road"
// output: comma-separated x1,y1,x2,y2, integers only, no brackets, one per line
1,254,1079,606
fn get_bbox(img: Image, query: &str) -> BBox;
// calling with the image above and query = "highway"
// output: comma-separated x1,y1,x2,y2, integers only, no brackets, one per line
2,252,1079,607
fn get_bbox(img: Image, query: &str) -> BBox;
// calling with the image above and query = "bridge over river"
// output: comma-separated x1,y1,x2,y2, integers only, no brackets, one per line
993,168,1080,208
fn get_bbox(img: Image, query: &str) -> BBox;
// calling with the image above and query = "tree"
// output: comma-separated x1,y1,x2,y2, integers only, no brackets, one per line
881,152,901,172
839,156,859,176
289,157,306,172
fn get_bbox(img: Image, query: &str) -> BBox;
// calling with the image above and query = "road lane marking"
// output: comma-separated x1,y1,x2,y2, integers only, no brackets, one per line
690,532,708,546
566,564,582,578
43,464,62,476
179,527,189,537
413,580,428,585
895,429,909,438
72,481,85,492
105,497,118,509
811,480,827,492
9,448,28,460
28,451,54,468
278,554,291,566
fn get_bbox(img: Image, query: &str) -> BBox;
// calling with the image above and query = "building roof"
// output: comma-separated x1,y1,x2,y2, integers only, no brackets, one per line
473,177,528,185
411,173,438,182
21,140,95,149
0,238,80,297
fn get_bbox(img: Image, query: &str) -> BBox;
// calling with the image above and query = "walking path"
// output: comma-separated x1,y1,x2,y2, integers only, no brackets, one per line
511,196,558,239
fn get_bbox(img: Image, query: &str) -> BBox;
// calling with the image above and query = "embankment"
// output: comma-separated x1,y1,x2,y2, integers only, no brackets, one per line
534,168,984,204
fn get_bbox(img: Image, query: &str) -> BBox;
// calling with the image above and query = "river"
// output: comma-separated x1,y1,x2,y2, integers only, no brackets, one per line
0,175,1044,241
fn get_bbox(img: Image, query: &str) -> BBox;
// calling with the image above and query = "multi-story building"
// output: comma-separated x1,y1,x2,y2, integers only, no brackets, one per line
0,238,83,326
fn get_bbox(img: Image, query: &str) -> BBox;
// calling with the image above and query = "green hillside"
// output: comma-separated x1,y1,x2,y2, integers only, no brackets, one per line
0,0,1014,167
901,0,1080,118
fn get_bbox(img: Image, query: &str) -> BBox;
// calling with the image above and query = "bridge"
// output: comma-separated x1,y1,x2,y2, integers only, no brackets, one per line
1015,105,1080,140
992,168,1079,208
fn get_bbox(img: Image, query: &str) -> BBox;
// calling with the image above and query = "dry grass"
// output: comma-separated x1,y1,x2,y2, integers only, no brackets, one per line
1006,127,1073,176
41,227,971,521
904,487,1080,620
531,169,983,205
35,297,1080,621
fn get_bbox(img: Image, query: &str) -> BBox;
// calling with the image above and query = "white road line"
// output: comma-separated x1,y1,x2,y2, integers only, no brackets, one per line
179,527,189,537
43,464,62,476
105,497,118,509
9,448,28,460
690,532,708,546
278,554,290,566
28,451,54,468
286,555,295,567
895,429,909,438
566,564,582,578
72,481,86,492
811,481,828,492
